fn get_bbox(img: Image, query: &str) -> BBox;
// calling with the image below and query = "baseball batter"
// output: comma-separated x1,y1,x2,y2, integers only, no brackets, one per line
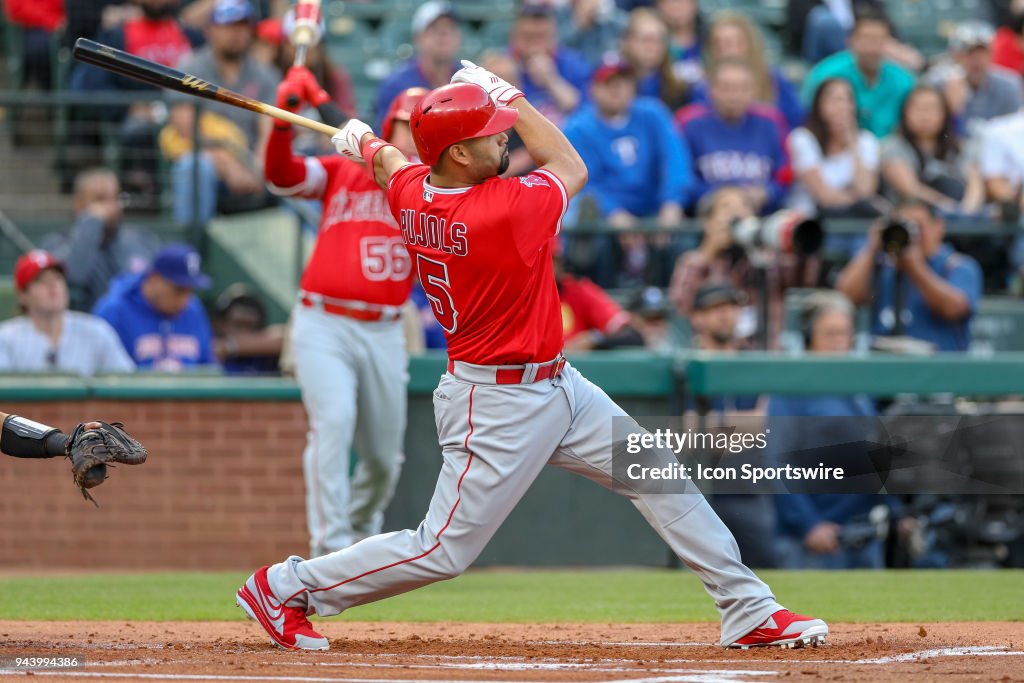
265,68,424,557
238,62,828,651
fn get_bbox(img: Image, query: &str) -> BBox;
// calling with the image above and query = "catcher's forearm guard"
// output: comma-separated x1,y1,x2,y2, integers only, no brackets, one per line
1,415,66,459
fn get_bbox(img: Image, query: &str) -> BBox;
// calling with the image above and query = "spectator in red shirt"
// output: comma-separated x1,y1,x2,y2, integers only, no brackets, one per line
66,0,203,200
555,241,644,351
993,11,1024,75
4,0,65,89
69,0,201,94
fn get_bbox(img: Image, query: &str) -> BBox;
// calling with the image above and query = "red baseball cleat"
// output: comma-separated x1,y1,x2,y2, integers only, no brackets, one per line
236,565,329,651
727,609,828,649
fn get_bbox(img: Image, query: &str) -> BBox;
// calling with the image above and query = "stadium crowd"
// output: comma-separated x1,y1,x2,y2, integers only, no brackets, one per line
2,0,1024,568
5,0,1017,357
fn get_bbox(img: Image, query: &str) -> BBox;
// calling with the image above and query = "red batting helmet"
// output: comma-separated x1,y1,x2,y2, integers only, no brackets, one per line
382,87,428,142
410,82,519,166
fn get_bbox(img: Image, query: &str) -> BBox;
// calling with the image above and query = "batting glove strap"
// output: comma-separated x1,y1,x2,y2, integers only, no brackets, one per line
491,86,524,106
360,136,397,173
332,119,373,161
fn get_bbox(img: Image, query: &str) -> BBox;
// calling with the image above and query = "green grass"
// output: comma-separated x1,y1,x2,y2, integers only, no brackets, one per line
0,569,1020,622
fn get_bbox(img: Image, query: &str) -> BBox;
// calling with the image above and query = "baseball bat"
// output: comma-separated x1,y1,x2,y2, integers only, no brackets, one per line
290,0,323,68
71,38,341,137
281,0,345,125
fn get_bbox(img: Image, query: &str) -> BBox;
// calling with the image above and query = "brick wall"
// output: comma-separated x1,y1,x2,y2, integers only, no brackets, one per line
0,400,310,570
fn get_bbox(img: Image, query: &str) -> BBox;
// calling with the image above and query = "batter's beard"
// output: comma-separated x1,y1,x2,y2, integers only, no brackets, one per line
497,150,510,175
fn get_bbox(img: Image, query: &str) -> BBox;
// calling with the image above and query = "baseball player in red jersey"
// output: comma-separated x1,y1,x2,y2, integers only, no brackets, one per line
238,62,828,652
265,68,425,557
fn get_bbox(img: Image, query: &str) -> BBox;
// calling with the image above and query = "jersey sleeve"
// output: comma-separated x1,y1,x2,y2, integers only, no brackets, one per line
95,318,136,373
384,163,426,221
578,279,630,335
859,131,881,171
979,123,1014,179
947,255,982,314
263,125,330,199
0,328,11,371
506,169,570,264
788,128,822,173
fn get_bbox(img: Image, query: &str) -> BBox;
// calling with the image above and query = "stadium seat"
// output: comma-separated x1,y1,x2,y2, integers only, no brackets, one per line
884,0,994,56
702,0,786,30
970,297,1024,353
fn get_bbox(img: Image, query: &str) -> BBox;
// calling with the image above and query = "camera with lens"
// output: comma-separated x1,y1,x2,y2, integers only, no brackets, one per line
879,216,919,256
730,210,825,256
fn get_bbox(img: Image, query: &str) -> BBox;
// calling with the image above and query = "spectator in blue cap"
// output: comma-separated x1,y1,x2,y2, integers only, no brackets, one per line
93,243,217,371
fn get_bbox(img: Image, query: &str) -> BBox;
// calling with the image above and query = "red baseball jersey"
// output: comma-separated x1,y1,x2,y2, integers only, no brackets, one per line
558,275,630,342
386,164,569,365
265,130,414,306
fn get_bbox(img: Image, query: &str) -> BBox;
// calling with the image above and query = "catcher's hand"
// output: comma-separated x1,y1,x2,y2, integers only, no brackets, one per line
66,421,148,505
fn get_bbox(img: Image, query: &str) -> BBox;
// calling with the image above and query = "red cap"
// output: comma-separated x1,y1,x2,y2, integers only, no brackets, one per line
411,82,519,166
592,59,634,85
256,17,284,46
14,250,64,291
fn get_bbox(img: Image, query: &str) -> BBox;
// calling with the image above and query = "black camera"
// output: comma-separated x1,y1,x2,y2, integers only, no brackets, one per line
880,218,919,256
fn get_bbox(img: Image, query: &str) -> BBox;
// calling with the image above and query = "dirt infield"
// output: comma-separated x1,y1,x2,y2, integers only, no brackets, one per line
0,620,1021,682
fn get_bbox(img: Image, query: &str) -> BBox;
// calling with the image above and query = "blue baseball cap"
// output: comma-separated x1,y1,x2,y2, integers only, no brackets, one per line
150,243,212,290
211,0,255,25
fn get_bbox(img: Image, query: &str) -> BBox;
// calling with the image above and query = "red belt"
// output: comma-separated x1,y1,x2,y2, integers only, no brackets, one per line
300,295,401,322
446,356,566,385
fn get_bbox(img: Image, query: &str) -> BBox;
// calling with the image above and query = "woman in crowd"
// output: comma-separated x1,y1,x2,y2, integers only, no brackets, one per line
881,85,985,215
787,77,883,221
620,7,689,110
655,0,704,87
690,11,804,131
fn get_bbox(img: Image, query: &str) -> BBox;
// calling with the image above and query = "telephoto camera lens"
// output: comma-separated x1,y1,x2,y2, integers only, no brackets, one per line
880,219,916,256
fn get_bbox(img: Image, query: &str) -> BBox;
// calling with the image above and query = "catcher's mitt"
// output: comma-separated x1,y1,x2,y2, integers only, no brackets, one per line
66,421,148,505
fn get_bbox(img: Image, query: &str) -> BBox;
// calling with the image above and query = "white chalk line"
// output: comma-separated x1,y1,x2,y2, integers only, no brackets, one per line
1,644,1022,683
0,672,774,683
848,646,1024,664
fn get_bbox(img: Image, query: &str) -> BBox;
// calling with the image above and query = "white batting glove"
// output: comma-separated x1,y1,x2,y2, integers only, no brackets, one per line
331,118,373,161
451,59,524,106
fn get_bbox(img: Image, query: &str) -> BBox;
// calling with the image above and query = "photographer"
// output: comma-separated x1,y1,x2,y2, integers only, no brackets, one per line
669,187,820,347
835,200,981,351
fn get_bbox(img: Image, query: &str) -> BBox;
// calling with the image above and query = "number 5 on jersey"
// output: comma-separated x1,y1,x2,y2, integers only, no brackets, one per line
416,254,458,333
